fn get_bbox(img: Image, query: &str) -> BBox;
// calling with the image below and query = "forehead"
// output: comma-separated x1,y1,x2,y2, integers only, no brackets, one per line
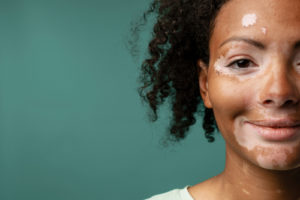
210,0,300,50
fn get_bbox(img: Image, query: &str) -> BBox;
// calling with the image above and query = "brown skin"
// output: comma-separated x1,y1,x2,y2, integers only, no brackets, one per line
189,0,300,199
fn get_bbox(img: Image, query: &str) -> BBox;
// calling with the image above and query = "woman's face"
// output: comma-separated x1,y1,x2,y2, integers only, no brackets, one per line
200,0,300,170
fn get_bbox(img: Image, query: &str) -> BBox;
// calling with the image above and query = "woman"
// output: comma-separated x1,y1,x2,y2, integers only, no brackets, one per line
137,0,300,199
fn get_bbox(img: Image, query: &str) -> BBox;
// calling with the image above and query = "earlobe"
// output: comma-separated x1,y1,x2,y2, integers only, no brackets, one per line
197,60,212,108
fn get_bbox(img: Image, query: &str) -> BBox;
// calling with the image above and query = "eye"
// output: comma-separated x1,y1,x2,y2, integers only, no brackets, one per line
227,59,255,69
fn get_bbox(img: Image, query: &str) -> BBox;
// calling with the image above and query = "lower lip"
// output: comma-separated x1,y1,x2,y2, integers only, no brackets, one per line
246,123,300,141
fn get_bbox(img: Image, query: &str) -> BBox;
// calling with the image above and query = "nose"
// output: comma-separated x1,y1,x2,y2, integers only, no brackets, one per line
258,61,300,108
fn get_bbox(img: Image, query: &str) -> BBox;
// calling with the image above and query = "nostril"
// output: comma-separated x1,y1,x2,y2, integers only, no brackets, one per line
262,99,297,107
264,99,273,104
284,99,295,106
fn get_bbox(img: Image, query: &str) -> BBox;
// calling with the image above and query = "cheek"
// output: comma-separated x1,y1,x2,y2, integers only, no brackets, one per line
208,75,257,122
255,145,300,169
208,75,257,145
207,74,300,170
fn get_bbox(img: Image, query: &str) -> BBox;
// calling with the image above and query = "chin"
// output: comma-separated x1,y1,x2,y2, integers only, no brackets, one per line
256,157,300,171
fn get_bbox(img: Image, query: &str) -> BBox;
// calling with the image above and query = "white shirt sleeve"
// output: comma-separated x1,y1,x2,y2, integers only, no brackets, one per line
145,186,194,200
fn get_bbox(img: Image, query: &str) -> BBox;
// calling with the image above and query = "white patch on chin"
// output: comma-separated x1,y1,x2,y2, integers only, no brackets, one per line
256,149,289,169
233,116,300,170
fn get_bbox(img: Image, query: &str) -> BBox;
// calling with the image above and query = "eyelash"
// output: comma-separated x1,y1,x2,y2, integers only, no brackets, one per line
227,58,256,69
225,57,300,69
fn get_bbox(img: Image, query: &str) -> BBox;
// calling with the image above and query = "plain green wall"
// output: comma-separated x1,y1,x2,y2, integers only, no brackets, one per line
0,0,225,199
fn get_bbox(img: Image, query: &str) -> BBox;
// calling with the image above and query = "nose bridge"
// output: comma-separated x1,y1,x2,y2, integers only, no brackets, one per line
265,58,289,94
258,55,299,107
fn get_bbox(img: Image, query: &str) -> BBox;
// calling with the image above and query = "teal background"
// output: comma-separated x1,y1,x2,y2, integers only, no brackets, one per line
0,0,225,199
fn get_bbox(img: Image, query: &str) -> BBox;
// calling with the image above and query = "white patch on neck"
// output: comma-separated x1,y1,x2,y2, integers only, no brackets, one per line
242,189,250,195
242,13,257,27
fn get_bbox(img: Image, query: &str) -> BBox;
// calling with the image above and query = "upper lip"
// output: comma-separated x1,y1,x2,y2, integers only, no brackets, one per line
245,119,300,128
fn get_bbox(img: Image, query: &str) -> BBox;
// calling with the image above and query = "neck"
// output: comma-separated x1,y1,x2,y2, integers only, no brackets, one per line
219,144,300,200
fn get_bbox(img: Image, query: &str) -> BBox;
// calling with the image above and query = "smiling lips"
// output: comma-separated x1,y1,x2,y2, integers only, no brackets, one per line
245,119,300,141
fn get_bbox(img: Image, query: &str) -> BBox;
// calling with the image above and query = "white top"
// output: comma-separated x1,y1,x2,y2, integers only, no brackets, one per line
145,186,194,200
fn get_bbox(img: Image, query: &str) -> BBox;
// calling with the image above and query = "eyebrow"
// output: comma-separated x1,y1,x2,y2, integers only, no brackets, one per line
219,37,265,49
220,37,300,50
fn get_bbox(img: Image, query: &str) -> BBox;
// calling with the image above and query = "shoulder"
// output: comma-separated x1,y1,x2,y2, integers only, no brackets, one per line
145,186,194,200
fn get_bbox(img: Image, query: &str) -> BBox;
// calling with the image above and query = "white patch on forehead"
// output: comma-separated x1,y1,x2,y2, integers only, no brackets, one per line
261,27,267,34
242,13,257,27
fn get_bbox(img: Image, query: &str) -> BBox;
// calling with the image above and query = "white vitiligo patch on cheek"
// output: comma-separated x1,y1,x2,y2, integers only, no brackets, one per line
242,13,257,27
233,116,300,170
234,117,260,151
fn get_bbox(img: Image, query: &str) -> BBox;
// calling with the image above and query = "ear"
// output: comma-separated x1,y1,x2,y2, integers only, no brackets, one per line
197,60,212,108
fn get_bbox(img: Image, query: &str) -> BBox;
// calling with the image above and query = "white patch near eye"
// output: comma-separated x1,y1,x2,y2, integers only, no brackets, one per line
214,55,226,73
261,27,267,34
242,13,257,27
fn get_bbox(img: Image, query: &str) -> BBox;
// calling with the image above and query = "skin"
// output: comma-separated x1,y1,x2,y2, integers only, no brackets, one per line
188,0,300,199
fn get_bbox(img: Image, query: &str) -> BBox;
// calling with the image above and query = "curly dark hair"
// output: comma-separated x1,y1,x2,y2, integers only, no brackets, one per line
132,0,229,143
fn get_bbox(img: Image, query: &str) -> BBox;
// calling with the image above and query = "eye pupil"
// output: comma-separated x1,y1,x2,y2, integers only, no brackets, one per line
236,59,250,68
